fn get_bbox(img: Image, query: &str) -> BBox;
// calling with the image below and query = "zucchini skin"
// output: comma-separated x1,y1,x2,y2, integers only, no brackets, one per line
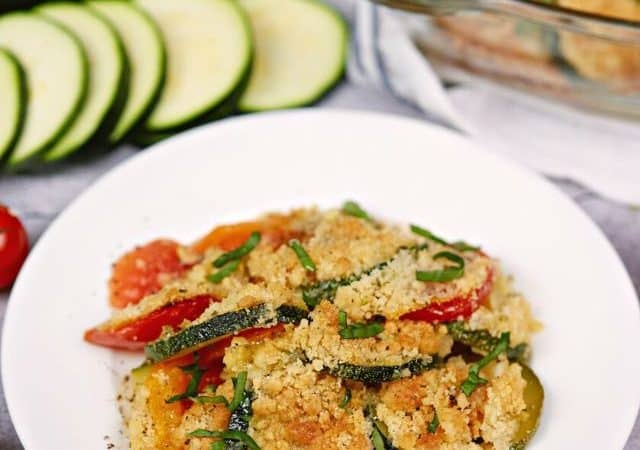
447,322,529,362
145,304,307,362
0,48,26,166
328,356,441,385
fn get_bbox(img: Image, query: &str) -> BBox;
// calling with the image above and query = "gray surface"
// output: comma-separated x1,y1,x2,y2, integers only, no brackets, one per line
0,84,638,449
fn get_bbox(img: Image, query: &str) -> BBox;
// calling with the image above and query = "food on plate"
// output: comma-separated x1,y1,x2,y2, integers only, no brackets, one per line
0,204,28,289
0,0,346,169
86,203,543,449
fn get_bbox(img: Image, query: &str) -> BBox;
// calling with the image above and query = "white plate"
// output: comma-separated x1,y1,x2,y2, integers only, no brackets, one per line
3,110,639,449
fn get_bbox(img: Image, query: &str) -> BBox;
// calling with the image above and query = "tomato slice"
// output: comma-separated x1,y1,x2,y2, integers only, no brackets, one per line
401,269,494,323
109,239,190,309
0,205,29,290
191,221,305,254
85,294,216,350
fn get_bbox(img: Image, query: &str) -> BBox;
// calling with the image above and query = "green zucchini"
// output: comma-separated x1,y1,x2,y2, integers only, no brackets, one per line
301,244,428,308
145,304,307,362
0,12,88,169
327,356,440,385
38,2,128,161
88,0,166,144
237,0,347,111
136,0,253,133
446,322,529,363
0,48,25,163
510,364,544,449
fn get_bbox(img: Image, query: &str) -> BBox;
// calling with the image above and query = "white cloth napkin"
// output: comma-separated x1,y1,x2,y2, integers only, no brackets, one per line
331,0,640,205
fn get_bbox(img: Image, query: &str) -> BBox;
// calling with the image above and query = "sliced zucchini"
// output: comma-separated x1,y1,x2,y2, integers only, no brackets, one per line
237,0,347,111
136,0,253,132
301,244,428,308
327,356,440,385
38,3,127,161
145,304,307,362
511,365,544,448
88,0,166,144
0,49,25,163
226,386,253,450
0,12,87,169
447,322,529,363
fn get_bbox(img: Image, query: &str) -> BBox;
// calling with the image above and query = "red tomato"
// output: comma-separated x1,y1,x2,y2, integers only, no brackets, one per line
0,205,29,290
109,239,189,309
84,294,216,350
401,269,494,323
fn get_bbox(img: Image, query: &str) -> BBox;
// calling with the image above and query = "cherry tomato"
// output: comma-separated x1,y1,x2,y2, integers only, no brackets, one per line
84,294,216,350
401,269,494,323
0,205,29,290
109,239,189,309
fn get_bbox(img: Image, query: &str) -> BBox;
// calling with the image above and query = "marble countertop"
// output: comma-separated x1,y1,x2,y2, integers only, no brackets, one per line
1,84,638,449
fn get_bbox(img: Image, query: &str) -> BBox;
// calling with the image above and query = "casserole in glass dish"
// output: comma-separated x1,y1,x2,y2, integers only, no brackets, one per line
374,0,640,119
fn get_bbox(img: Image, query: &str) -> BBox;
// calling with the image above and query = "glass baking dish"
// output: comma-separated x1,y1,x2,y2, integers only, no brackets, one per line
373,0,640,120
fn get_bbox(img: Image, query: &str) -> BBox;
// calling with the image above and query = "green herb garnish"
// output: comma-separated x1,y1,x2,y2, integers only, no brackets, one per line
460,332,510,396
339,387,352,408
193,395,229,406
210,441,225,450
427,411,439,434
207,259,241,283
288,239,316,272
213,231,261,268
416,251,465,282
342,200,372,222
411,224,479,252
338,310,384,339
166,355,203,403
229,371,248,412
371,427,386,450
187,429,261,450
446,322,528,362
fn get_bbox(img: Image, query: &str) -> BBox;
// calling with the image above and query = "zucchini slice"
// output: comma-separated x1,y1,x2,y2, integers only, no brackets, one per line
0,49,25,163
0,12,87,169
38,3,127,161
511,364,544,448
447,322,529,363
136,0,252,132
327,356,440,385
88,0,166,144
226,386,253,449
238,0,347,111
145,304,307,362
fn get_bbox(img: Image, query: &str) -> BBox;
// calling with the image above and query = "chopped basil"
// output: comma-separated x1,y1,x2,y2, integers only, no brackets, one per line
210,442,225,450
446,322,528,363
410,224,448,245
411,224,479,252
371,427,386,450
187,429,261,450
339,387,352,408
213,231,261,268
342,200,372,222
460,332,510,396
207,259,241,283
166,355,203,403
193,395,229,406
338,310,384,339
416,251,465,282
229,371,248,412
427,411,439,434
288,239,316,272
